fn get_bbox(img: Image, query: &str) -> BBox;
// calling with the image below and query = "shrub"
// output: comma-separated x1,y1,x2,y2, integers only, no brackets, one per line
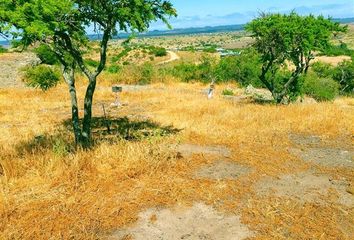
170,56,216,83
203,47,217,53
84,58,99,68
152,47,167,57
181,46,196,52
106,64,121,74
170,62,199,82
34,44,58,65
321,43,354,57
333,60,354,95
303,74,339,101
0,45,8,53
111,47,132,63
311,62,334,78
222,89,234,96
139,63,154,85
24,65,61,91
215,48,262,87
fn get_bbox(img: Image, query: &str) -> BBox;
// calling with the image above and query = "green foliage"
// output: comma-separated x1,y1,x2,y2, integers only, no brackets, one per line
52,137,71,157
311,62,335,78
1,0,176,146
170,56,215,83
106,64,121,74
333,60,354,95
139,63,154,85
321,43,354,57
0,45,8,53
111,47,132,63
197,56,216,83
24,65,61,91
246,12,346,103
203,47,217,53
303,74,339,101
84,58,99,68
171,62,199,82
34,44,58,65
181,46,196,52
215,48,262,86
222,89,234,96
151,47,167,57
273,70,304,102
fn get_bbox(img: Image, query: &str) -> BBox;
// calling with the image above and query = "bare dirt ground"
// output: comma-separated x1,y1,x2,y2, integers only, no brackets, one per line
157,51,180,65
313,55,352,66
256,171,353,207
0,52,37,88
194,160,251,180
110,203,254,240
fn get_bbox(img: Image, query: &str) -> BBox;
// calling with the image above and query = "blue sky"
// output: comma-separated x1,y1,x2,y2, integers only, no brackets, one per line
151,0,354,29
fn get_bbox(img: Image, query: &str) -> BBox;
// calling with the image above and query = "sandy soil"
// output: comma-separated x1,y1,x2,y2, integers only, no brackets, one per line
157,51,180,65
194,160,251,180
175,144,231,158
255,171,354,207
313,55,352,66
110,203,254,240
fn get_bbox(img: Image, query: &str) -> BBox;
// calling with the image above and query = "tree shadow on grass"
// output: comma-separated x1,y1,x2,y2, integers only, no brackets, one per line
63,116,180,142
15,117,180,156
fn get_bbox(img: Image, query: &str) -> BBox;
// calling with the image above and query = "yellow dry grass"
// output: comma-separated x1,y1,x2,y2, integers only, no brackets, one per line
0,82,353,239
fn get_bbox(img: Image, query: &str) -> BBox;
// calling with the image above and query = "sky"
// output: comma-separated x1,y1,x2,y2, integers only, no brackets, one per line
151,0,354,29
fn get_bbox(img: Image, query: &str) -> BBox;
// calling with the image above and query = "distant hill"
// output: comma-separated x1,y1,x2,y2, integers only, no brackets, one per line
89,17,354,40
88,24,246,41
2,17,354,46
333,17,354,24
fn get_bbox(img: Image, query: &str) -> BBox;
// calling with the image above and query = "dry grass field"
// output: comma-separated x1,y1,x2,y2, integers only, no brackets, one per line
1,24,354,239
0,80,353,239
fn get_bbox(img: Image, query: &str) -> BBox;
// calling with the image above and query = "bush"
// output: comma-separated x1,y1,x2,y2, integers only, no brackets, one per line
111,47,132,63
170,62,199,82
0,45,8,53
203,47,217,53
333,60,354,95
303,74,339,101
321,43,354,57
170,56,216,83
222,89,234,96
84,58,99,68
215,48,262,87
34,44,58,65
139,63,154,85
24,65,61,91
152,47,167,57
106,64,121,74
311,62,334,78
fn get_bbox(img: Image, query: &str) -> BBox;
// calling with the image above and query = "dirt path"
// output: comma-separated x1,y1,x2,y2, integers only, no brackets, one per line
0,52,37,88
157,51,180,65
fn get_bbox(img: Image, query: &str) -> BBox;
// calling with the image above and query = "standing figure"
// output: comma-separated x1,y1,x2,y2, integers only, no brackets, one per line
208,79,215,99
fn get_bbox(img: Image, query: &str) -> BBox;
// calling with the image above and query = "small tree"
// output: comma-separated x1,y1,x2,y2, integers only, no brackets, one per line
1,0,176,147
246,12,346,103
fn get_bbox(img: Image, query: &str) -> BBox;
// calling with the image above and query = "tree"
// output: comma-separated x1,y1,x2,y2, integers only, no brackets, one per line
0,0,176,147
246,12,346,103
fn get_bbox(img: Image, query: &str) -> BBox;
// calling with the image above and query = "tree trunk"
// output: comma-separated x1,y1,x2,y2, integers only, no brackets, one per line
62,66,82,146
81,76,97,148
